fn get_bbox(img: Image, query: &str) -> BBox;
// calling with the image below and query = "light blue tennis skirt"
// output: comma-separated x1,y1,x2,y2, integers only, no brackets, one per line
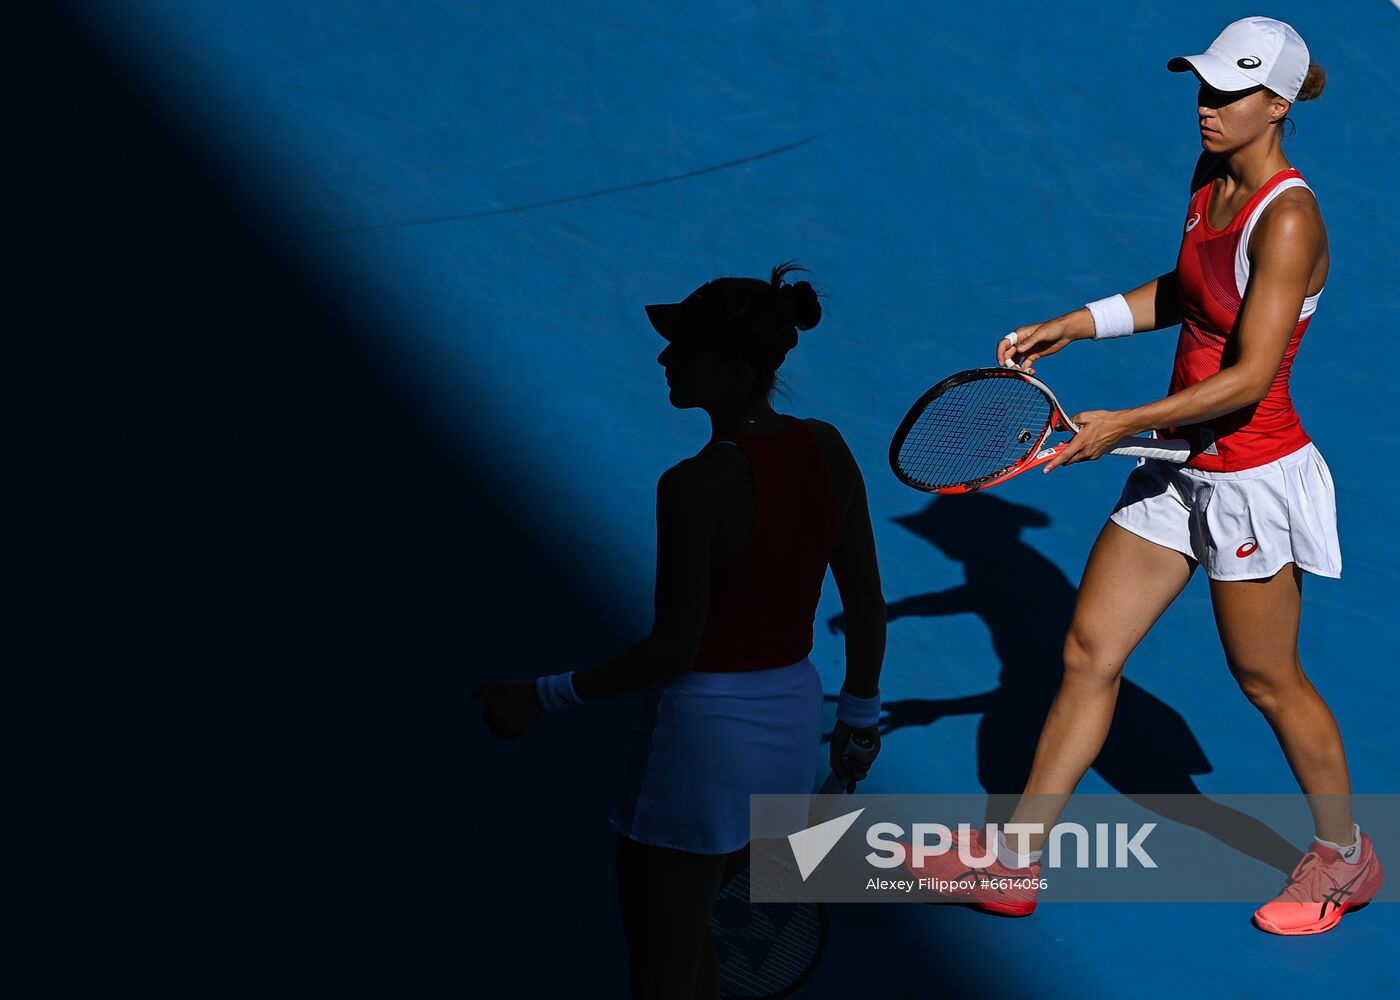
610,656,824,855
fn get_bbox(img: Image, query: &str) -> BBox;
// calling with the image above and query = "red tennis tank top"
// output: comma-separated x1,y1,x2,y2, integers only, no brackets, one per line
1168,167,1319,472
692,416,843,673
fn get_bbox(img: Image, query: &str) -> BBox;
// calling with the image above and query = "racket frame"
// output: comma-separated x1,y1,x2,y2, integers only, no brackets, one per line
889,366,1189,495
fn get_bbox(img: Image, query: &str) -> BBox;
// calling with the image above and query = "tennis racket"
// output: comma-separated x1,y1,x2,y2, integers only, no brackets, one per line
889,366,1190,494
711,732,878,999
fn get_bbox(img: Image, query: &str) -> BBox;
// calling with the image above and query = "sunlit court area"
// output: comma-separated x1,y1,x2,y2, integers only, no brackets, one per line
17,2,1400,997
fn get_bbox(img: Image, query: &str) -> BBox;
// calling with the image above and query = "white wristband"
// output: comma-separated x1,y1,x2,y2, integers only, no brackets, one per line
836,687,882,729
535,671,582,711
1085,294,1136,340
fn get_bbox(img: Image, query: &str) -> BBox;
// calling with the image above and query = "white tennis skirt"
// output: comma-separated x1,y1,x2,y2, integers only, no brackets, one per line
1110,441,1341,581
609,656,824,855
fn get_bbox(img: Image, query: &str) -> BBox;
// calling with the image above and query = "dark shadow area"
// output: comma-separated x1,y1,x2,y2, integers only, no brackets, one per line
13,6,643,995
13,7,994,997
831,494,1298,874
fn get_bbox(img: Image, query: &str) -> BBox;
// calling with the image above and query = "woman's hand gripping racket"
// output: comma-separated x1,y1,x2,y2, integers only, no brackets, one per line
889,367,1190,495
817,728,878,795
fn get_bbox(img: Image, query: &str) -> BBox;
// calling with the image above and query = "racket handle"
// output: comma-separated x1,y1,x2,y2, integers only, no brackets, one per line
817,731,878,795
1107,435,1191,463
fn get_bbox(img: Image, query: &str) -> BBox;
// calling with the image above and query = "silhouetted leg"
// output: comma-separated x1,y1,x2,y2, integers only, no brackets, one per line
691,844,751,1000
1010,522,1195,847
616,833,730,1000
1210,565,1355,845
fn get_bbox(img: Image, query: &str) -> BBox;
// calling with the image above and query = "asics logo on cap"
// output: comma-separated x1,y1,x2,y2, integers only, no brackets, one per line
1169,18,1310,103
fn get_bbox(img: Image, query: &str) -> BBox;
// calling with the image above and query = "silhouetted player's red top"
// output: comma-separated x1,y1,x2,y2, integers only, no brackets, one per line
693,416,842,672
1169,166,1322,472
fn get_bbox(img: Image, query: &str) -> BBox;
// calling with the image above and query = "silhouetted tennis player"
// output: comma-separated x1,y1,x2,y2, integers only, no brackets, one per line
476,263,886,997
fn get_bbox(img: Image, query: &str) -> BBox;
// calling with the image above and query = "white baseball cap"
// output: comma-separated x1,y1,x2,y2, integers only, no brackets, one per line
1168,17,1310,102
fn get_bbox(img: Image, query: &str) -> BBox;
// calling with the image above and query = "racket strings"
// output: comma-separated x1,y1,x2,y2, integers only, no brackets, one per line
895,376,1053,490
712,867,823,998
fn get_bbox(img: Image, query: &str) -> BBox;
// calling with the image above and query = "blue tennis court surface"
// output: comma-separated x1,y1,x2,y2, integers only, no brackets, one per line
53,1,1400,995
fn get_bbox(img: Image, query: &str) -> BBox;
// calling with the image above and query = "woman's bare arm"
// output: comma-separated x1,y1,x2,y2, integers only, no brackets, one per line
1047,196,1321,468
996,270,1183,371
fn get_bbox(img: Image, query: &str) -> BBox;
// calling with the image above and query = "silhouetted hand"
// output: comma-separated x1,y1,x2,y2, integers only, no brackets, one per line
827,612,847,635
473,680,542,739
830,720,880,790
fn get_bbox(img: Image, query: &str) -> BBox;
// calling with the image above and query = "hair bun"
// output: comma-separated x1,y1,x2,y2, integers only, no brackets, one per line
770,261,822,331
778,280,822,331
1296,63,1326,102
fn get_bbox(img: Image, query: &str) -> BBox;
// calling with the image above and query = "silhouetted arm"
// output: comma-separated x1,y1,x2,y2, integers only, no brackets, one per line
572,461,716,700
826,440,885,701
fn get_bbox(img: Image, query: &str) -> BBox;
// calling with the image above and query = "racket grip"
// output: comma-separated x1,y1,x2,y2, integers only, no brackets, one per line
1108,435,1191,463
817,732,879,795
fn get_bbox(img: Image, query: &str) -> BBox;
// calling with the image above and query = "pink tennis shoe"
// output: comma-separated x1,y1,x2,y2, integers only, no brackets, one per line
901,827,1041,917
1253,832,1384,935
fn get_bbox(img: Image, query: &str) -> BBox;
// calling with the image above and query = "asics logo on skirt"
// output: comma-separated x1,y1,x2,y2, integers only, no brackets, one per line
1236,538,1259,558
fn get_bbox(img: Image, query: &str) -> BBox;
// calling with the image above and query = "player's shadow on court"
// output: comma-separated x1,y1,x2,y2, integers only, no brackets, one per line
831,493,1298,874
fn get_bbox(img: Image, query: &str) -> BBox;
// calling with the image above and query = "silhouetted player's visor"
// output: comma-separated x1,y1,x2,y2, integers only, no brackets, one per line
645,282,735,345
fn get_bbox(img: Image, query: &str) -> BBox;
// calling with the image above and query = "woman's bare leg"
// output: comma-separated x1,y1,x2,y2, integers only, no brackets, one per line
1209,565,1354,844
1009,522,1196,847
